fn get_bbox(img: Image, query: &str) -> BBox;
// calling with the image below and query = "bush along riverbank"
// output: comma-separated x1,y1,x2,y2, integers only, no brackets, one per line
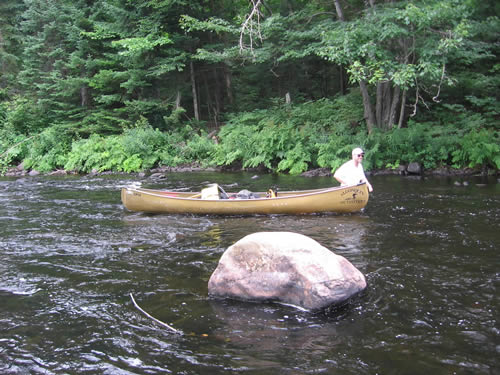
1,99,499,179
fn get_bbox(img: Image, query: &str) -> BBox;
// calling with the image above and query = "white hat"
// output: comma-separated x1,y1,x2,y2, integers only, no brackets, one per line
352,147,364,156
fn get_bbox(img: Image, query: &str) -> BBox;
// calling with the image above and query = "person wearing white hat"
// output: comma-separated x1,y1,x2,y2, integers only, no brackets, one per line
333,147,373,192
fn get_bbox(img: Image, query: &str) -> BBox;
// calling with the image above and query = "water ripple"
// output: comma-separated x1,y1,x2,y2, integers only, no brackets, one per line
0,174,498,374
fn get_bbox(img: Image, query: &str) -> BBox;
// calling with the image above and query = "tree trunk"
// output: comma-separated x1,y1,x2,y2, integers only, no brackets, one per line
175,90,181,109
190,60,200,121
376,81,392,129
80,85,89,107
333,0,345,21
212,66,221,125
382,83,392,127
388,85,400,129
203,73,212,123
398,89,407,129
375,82,384,126
224,65,233,105
359,80,375,133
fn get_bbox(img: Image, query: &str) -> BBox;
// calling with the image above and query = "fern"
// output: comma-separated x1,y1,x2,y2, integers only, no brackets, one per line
452,129,500,168
22,127,71,172
277,142,311,175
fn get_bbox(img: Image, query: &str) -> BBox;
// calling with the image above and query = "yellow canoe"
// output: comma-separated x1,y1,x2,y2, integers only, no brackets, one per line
121,183,369,215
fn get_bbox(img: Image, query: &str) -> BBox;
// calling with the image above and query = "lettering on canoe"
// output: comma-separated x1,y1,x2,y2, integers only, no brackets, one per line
340,188,365,205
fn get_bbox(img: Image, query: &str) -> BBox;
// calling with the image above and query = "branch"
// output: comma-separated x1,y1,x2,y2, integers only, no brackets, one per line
239,0,264,54
411,85,419,117
0,135,37,159
130,293,183,335
432,63,446,102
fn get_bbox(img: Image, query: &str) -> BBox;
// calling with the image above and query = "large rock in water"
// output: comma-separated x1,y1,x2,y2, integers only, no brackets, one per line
208,232,366,310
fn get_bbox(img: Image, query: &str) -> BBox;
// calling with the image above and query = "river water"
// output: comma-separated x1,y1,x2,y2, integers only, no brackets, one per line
0,172,498,374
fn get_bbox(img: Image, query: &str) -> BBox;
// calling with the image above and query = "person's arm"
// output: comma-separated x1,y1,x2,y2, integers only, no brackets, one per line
359,164,373,192
361,173,373,192
333,164,347,185
366,180,373,192
334,172,346,186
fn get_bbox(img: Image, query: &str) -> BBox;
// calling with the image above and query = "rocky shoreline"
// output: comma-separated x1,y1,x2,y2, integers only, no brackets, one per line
3,161,499,180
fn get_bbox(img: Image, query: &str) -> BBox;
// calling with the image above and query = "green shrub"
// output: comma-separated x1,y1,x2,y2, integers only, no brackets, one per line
212,95,364,174
121,124,167,170
2,92,498,175
23,128,71,172
64,134,127,172
4,96,48,135
0,128,30,166
452,129,500,169
183,132,217,164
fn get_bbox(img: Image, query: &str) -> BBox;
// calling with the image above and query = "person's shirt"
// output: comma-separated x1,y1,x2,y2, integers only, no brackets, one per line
334,160,368,186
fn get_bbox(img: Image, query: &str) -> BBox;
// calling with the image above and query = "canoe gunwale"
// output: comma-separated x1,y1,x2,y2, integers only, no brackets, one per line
130,184,359,201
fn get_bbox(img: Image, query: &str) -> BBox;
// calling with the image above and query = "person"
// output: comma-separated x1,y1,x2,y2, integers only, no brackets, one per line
334,147,373,192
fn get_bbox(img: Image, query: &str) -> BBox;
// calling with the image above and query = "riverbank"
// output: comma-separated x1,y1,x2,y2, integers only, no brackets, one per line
3,162,499,180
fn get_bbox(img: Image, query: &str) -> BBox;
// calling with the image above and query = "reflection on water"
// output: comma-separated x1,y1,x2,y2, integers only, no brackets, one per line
0,173,498,374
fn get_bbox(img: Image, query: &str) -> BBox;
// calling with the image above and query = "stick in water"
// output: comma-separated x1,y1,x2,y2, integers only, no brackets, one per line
130,293,182,335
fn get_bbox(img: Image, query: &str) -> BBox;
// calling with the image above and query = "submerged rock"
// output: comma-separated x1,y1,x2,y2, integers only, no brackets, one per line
208,232,366,310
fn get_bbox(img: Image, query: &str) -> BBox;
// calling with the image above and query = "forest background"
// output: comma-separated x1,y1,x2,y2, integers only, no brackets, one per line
0,0,498,176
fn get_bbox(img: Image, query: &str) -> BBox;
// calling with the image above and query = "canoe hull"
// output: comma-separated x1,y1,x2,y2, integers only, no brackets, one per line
121,183,369,215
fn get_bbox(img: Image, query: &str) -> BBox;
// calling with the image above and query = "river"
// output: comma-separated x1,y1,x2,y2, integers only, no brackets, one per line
0,172,498,374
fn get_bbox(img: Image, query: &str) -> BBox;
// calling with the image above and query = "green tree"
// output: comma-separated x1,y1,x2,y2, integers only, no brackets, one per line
0,0,25,91
318,0,472,132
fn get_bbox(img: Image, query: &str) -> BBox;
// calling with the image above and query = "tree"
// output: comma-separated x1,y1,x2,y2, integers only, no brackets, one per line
0,0,25,91
318,0,472,132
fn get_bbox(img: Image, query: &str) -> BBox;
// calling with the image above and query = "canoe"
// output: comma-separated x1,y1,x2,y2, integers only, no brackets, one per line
121,183,369,215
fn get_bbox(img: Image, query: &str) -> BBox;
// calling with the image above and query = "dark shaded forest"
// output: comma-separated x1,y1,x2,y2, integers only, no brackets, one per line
0,0,498,175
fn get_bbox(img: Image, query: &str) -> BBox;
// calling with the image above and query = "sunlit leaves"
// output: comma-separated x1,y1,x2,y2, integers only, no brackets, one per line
179,15,238,35
391,64,417,90
112,34,172,57
80,24,117,41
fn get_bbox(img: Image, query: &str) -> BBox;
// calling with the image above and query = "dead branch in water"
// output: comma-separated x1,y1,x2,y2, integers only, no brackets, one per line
130,293,183,335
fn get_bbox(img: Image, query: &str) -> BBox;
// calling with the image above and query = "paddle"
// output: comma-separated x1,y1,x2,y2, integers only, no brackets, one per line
217,184,229,199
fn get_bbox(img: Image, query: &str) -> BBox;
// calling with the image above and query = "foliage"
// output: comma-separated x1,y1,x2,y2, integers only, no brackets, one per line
452,129,500,169
0,0,498,175
365,123,450,170
316,0,479,130
63,123,166,173
0,130,30,173
64,134,127,173
60,119,218,173
22,127,71,172
212,96,364,174
3,96,47,135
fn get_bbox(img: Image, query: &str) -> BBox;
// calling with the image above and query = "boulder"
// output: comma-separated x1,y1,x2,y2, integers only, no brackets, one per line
300,168,332,177
407,162,422,175
208,232,366,310
48,169,67,176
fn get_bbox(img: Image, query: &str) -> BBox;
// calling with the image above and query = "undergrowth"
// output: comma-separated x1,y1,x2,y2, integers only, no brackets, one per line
0,93,499,174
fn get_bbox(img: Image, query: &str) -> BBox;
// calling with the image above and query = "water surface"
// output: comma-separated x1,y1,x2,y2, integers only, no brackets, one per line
0,172,498,374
